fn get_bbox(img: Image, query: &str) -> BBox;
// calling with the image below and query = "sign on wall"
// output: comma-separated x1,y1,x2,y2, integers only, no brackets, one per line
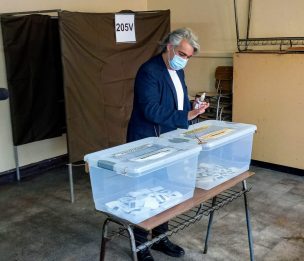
115,14,136,43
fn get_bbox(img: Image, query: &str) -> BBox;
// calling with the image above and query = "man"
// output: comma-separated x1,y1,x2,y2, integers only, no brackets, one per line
127,28,209,261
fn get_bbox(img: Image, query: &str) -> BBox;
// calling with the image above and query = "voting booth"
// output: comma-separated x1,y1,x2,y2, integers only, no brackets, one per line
84,137,201,224
161,120,256,190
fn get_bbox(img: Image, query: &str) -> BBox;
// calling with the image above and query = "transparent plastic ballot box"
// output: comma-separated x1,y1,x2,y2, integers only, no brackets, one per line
84,137,201,224
161,120,257,190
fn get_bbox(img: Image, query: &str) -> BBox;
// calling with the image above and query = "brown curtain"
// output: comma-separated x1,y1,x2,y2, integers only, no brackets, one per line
1,14,65,146
59,10,170,162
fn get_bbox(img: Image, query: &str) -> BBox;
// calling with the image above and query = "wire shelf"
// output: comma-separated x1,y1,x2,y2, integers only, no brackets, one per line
237,38,304,51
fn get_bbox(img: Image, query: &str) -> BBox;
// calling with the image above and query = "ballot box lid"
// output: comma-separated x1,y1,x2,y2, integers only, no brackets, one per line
161,120,257,151
84,137,201,177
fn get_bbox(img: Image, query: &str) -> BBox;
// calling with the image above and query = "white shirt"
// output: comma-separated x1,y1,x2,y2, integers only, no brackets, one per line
168,70,184,110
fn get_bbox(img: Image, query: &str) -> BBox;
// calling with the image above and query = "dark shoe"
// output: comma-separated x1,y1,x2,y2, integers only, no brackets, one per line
151,237,185,257
137,249,154,261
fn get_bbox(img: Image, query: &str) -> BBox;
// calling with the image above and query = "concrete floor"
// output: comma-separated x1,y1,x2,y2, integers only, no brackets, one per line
0,166,303,261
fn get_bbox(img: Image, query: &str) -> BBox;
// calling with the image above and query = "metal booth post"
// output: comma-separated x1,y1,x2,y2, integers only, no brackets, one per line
13,146,20,181
68,162,87,203
68,163,75,203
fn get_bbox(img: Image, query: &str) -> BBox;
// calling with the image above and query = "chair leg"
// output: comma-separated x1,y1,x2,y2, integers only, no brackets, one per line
216,95,222,120
219,107,224,121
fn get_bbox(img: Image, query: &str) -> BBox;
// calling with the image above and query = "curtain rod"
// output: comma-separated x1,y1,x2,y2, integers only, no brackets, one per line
0,9,61,17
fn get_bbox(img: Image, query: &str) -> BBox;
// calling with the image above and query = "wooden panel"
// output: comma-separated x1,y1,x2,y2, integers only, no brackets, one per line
137,171,254,231
233,53,304,169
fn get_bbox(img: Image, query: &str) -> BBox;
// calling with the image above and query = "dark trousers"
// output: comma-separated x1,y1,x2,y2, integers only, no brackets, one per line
134,222,168,245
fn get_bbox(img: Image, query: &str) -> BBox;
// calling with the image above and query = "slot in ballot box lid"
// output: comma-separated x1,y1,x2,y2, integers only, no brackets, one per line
84,137,201,177
161,120,257,151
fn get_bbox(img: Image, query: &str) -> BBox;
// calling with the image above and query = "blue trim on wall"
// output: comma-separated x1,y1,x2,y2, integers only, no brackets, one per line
1,156,301,185
251,160,303,176
0,154,68,185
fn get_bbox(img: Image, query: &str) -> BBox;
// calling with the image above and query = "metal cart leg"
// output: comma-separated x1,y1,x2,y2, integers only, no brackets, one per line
126,225,138,261
68,163,75,203
242,180,255,261
100,218,111,261
203,196,217,254
99,217,138,261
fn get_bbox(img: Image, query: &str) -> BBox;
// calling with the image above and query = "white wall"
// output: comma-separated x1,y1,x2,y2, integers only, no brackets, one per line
147,0,247,96
2,0,304,173
0,0,147,173
147,0,304,95
250,0,304,37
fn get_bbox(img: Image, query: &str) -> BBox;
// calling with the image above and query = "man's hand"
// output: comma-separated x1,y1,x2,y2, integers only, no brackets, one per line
188,102,209,120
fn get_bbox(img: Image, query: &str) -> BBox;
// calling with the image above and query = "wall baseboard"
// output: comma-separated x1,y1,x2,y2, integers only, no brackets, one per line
1,156,301,186
251,160,303,176
0,154,68,185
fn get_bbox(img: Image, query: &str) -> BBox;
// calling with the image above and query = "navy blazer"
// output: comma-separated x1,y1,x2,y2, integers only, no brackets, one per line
127,54,191,142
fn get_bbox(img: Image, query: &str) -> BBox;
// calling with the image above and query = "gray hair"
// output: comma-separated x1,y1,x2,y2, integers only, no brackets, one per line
160,28,200,54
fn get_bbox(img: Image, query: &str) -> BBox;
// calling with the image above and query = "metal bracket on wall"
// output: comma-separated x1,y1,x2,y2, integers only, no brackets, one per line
233,0,304,52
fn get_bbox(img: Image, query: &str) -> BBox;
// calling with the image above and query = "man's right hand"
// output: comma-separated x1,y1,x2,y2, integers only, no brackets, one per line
188,102,209,120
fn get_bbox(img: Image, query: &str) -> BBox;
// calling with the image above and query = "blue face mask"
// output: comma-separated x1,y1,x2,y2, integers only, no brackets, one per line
168,49,188,70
